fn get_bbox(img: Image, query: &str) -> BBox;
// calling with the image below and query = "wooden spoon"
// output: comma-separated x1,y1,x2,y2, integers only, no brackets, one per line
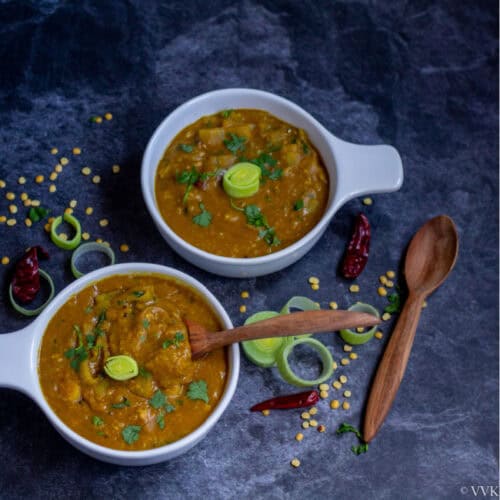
363,215,459,443
187,309,381,360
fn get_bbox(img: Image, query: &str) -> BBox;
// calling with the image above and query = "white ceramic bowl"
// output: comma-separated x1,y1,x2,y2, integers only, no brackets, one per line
142,88,403,277
0,263,239,466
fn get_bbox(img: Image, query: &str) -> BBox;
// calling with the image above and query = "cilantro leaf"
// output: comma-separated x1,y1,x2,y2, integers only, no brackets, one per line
178,144,194,153
132,290,145,297
187,380,209,403
220,109,233,118
301,141,310,154
384,292,401,314
192,203,212,227
293,199,304,211
244,205,267,227
112,398,131,409
250,153,282,180
142,319,150,329
28,206,49,222
92,416,104,427
156,412,165,430
352,443,369,455
149,390,166,409
138,366,151,378
336,423,363,439
223,133,246,154
121,425,141,445
174,332,185,345
259,227,280,247
64,325,88,371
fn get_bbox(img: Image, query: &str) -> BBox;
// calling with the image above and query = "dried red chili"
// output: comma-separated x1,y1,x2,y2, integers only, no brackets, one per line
341,213,371,279
250,390,319,411
11,246,49,303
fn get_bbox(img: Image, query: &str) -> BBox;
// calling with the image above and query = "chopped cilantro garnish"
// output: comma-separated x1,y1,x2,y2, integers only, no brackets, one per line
250,153,282,180
122,425,141,445
92,416,104,427
187,380,209,403
28,206,49,222
301,141,310,154
132,290,145,297
112,398,131,409
293,199,304,211
86,333,96,349
162,331,185,349
84,306,93,314
223,133,246,154
178,143,194,153
138,366,151,378
142,319,150,329
243,205,280,246
220,109,233,118
336,423,368,455
384,292,401,314
64,325,88,371
156,412,165,430
192,203,212,227
149,390,166,409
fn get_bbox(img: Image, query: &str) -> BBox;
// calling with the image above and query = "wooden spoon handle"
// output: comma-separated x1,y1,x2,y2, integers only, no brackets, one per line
190,309,381,358
363,292,425,443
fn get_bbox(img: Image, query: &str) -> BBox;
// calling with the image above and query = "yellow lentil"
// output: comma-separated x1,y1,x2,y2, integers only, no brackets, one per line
342,401,350,410
422,300,428,308
92,175,101,184
262,409,270,416
356,327,364,333
30,199,40,207
332,381,342,390
69,199,77,208
99,218,109,227
308,276,320,285
24,218,32,227
50,147,58,155
0,215,6,223
6,192,15,200
48,217,55,224
319,383,329,391
49,184,57,193
386,280,394,288
18,176,26,185
58,233,68,241
0,180,5,188
240,290,249,299
311,283,320,291
7,218,16,226
9,205,17,214
82,232,90,241
104,113,113,120
1,256,10,265
301,412,310,420
349,353,358,360
302,421,310,429
330,399,340,410
379,275,388,285
309,407,318,416
320,390,329,399
72,147,81,155
317,425,326,433
382,312,391,321
81,167,91,176
290,458,301,468
112,164,120,174
85,207,93,215
339,375,348,384
49,172,58,181
386,270,396,278
340,358,350,366
54,164,63,173
239,305,247,313
362,197,373,206
44,223,51,233
295,433,304,442
309,420,318,427
119,244,129,252
343,344,352,352
96,238,103,243
375,331,384,339
329,301,338,310
60,157,69,166
349,284,360,293
344,390,352,398
20,193,28,201
94,116,103,123
378,286,388,297
64,208,73,215
332,361,338,370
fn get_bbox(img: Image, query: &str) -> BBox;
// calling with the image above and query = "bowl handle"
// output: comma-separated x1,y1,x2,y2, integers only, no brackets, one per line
329,134,404,212
0,324,37,396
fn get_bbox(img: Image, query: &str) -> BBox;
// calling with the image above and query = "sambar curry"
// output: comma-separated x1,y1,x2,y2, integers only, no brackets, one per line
39,273,227,451
155,109,329,257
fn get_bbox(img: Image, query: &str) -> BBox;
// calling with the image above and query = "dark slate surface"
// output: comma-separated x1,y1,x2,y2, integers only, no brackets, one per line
0,1,498,499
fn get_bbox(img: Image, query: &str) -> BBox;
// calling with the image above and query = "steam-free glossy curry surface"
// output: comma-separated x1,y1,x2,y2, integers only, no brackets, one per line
39,274,227,451
155,109,329,257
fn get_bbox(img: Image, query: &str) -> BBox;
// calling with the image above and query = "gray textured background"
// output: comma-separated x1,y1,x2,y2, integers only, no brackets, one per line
0,1,498,499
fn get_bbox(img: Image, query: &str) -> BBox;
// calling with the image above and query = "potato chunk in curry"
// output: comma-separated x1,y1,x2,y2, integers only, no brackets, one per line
39,274,227,451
